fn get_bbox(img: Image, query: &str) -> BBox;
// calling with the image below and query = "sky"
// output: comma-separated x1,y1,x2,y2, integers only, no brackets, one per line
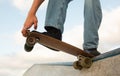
0,0,120,76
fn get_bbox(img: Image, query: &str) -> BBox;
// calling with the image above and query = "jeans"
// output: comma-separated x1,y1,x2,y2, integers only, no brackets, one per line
45,0,102,50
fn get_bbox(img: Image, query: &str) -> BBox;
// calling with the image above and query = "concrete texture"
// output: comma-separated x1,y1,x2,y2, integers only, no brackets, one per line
23,54,120,76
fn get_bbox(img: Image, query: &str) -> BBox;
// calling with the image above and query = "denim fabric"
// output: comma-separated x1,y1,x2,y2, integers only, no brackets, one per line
45,0,102,50
45,0,72,32
83,0,102,49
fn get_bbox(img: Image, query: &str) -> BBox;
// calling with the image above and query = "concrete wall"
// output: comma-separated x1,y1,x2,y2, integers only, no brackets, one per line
23,54,120,76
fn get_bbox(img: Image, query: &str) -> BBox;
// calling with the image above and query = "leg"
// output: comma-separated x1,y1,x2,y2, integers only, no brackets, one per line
41,0,71,51
45,0,72,33
83,0,102,50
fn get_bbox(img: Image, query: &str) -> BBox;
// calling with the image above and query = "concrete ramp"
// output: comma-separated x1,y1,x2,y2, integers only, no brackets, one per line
23,48,120,76
23,64,80,76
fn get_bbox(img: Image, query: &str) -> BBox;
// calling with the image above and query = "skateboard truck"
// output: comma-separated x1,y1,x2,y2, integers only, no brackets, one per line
24,31,38,52
73,55,93,70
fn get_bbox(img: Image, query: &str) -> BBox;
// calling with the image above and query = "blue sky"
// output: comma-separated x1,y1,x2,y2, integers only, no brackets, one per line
0,0,120,76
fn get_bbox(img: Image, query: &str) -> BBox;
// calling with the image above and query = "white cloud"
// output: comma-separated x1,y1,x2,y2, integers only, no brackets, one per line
12,0,48,12
0,45,75,76
99,7,120,52
12,0,33,11
63,25,84,49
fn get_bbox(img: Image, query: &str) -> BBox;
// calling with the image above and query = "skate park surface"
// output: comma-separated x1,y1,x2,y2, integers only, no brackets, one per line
23,48,120,76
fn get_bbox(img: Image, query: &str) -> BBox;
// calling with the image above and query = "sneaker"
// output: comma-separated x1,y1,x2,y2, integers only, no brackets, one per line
84,48,101,56
43,26,62,40
42,26,62,51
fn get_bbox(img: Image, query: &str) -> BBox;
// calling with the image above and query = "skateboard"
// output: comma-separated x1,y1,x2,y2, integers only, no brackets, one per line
24,30,94,70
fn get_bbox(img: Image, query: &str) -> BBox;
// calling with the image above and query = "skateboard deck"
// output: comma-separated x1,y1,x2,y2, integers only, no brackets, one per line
24,30,94,70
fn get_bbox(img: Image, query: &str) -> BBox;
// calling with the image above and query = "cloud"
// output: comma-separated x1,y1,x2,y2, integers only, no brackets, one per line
12,0,48,12
12,0,33,11
0,45,75,76
98,7,120,52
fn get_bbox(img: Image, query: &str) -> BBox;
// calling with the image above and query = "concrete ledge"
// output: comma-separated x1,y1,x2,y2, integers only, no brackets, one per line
80,54,120,76
93,48,120,61
23,54,120,76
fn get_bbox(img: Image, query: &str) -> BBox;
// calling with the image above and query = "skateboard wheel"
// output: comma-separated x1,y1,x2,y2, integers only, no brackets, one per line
26,36,36,46
78,55,92,68
24,43,33,52
24,36,36,52
73,61,83,70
